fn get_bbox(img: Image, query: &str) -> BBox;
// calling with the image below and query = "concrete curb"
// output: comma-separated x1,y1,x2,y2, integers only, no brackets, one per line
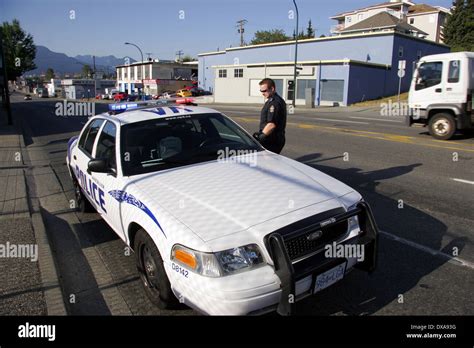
17,116,67,315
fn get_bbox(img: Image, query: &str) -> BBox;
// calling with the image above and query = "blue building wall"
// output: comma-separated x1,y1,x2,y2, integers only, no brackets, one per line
347,65,389,104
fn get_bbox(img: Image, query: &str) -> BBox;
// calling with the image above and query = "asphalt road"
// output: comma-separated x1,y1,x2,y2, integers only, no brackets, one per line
9,94,474,316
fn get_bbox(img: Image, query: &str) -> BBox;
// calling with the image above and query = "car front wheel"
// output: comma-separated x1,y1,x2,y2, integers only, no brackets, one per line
429,113,456,140
134,229,179,309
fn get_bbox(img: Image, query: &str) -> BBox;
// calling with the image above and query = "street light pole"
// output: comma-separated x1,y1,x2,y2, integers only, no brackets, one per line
125,42,144,99
292,0,299,108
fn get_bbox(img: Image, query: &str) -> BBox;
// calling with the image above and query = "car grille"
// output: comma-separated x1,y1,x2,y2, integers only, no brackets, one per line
283,220,348,261
264,208,350,263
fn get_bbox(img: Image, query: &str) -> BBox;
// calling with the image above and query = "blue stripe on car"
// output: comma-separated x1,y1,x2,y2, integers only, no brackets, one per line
108,190,166,238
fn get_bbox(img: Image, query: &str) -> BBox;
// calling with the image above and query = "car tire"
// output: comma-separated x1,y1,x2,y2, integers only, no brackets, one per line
73,178,95,213
428,113,456,140
134,229,179,309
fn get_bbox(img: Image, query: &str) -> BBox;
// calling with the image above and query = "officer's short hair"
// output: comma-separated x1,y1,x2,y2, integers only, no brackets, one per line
259,78,275,90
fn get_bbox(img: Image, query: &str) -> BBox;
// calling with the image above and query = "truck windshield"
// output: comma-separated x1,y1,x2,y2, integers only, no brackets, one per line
120,113,262,176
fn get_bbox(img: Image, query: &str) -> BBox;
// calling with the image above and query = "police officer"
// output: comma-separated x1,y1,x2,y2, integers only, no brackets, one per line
253,78,287,154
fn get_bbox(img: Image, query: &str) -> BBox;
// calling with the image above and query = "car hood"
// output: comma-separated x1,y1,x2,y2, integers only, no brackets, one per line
130,152,355,242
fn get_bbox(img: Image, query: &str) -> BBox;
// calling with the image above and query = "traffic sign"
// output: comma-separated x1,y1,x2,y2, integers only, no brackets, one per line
398,70,406,78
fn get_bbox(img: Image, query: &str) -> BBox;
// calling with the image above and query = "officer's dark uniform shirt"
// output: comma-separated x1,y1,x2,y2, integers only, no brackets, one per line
259,92,287,152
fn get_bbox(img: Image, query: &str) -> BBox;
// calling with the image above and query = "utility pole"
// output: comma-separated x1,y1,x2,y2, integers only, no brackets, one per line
236,19,247,46
175,50,184,62
292,0,299,108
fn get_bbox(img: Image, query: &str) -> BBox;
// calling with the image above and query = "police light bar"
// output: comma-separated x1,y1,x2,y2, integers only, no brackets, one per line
108,97,197,114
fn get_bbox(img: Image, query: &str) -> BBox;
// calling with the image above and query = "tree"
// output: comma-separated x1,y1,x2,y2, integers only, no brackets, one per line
45,68,55,80
306,19,315,39
444,0,474,51
81,64,92,78
182,55,196,62
0,19,36,81
250,29,289,45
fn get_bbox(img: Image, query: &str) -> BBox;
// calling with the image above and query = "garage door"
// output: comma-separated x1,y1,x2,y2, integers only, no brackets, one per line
321,80,344,102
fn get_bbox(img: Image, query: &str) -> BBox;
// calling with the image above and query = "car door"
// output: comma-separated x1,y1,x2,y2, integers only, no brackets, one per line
410,60,444,109
72,118,105,211
91,121,125,239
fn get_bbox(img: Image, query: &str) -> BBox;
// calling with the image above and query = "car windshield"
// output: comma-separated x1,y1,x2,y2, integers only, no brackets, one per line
121,112,263,176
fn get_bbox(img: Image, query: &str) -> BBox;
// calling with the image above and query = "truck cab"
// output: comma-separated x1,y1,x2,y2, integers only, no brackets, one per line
407,52,474,140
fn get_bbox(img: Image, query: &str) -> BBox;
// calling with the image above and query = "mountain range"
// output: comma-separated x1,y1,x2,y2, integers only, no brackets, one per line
28,45,135,76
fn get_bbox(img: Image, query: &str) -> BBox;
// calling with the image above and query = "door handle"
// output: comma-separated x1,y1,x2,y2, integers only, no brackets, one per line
73,155,77,160
435,88,442,93
446,88,452,91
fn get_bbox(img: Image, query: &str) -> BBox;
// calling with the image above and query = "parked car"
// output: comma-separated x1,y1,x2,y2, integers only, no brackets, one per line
66,99,378,315
24,94,32,100
190,87,212,96
113,92,128,102
176,89,192,97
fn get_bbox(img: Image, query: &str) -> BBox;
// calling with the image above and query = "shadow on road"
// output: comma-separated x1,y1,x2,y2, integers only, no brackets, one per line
291,152,465,315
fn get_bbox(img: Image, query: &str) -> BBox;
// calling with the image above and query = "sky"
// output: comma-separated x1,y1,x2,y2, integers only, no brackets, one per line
1,0,454,60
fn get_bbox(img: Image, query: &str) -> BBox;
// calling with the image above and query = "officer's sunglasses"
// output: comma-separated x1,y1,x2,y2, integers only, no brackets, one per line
260,89,268,93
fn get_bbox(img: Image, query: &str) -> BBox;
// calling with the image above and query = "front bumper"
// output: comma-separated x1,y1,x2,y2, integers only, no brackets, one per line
170,202,378,315
267,201,378,315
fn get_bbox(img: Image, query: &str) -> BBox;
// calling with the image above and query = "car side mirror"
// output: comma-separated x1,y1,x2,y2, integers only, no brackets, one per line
87,159,110,174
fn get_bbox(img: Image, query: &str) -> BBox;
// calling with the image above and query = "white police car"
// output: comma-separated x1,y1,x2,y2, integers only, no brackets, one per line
66,99,378,315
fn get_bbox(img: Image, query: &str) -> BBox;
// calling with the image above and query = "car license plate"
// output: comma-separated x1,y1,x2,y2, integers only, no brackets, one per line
313,262,346,294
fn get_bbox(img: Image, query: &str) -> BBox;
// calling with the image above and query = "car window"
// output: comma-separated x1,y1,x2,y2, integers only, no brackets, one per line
121,113,261,176
79,119,104,156
415,61,443,90
95,121,117,169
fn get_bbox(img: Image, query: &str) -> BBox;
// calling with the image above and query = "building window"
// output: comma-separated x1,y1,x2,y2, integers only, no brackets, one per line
234,68,243,78
124,68,128,79
410,18,415,24
358,13,364,21
218,69,227,78
137,65,142,80
296,79,317,100
398,46,404,58
346,17,352,23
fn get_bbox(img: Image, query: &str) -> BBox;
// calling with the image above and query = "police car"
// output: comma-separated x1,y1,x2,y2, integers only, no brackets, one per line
66,98,378,315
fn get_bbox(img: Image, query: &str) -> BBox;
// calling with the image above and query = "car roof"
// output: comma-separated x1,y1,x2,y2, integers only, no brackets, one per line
92,105,223,125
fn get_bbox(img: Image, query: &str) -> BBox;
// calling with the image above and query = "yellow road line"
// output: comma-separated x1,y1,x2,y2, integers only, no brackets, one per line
234,116,474,153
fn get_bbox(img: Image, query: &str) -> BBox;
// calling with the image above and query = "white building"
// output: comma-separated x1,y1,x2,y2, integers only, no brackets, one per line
116,60,197,95
330,0,450,43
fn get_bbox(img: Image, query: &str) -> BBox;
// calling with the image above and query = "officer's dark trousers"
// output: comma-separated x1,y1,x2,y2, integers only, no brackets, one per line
263,139,285,154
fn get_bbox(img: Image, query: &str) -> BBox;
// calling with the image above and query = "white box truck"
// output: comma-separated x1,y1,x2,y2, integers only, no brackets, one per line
407,52,474,140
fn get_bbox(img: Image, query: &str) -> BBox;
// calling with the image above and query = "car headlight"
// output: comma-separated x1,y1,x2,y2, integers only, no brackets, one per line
215,244,264,275
171,244,264,278
347,200,362,232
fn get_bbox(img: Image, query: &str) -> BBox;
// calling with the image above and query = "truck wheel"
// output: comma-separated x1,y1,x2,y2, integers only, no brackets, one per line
134,229,179,309
73,179,94,213
429,113,456,140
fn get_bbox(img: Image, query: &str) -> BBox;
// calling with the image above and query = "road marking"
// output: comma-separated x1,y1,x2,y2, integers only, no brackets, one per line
451,178,474,185
350,116,403,123
312,118,369,125
380,231,474,270
233,117,474,153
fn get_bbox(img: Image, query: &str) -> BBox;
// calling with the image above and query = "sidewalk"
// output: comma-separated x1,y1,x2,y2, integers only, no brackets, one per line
0,112,65,315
